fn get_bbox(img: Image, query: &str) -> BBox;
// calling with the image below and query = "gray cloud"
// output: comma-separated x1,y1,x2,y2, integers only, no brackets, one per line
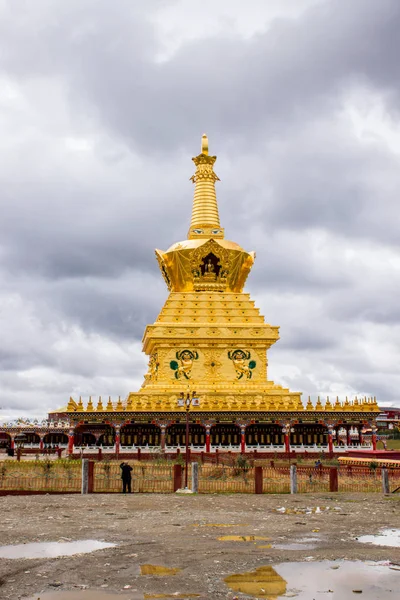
0,0,400,419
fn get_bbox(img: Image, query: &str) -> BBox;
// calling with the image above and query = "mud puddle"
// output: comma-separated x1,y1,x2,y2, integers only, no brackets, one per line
273,536,321,551
358,529,400,547
0,539,116,559
192,523,247,527
28,592,143,600
144,595,200,599
225,560,398,598
218,535,269,542
140,564,181,576
274,506,334,515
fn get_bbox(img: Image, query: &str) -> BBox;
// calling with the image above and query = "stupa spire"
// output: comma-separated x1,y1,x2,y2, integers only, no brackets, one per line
188,134,224,239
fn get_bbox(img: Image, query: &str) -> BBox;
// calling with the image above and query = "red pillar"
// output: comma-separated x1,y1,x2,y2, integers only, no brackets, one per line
10,436,15,450
346,428,351,447
240,427,246,454
160,425,166,450
329,467,338,492
115,426,120,457
359,427,363,446
255,466,263,494
328,426,334,454
284,431,290,454
205,426,211,453
372,427,377,451
67,430,74,455
39,436,44,451
88,461,94,493
173,464,182,491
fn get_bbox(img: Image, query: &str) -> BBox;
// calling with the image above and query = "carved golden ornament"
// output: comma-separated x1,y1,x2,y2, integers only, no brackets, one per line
206,328,221,336
170,349,199,380
143,351,160,386
203,350,223,380
160,328,188,336
155,250,172,291
228,349,256,380
190,239,230,292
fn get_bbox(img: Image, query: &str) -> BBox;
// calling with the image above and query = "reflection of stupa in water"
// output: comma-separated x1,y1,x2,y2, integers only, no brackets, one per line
225,565,287,598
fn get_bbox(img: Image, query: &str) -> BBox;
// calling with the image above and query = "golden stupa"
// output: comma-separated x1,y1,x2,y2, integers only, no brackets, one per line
1,135,379,454
126,134,303,413
65,135,378,426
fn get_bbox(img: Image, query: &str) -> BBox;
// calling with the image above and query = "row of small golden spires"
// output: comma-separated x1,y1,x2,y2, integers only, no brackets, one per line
67,395,378,413
305,396,378,411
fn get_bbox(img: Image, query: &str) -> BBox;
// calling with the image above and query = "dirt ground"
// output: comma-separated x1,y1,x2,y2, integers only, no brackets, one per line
0,492,399,599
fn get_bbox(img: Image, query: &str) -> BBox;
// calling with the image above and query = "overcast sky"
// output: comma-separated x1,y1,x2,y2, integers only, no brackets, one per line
1,0,400,421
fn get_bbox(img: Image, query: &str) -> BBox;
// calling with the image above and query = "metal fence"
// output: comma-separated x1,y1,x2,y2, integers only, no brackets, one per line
0,460,81,492
2,459,400,494
197,464,255,493
261,467,292,493
337,465,400,493
93,462,173,493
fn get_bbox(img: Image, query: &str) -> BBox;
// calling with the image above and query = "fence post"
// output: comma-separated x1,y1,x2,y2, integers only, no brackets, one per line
173,464,182,492
87,460,94,493
137,447,141,461
81,459,89,494
290,464,297,494
329,467,338,492
255,466,263,494
98,447,102,461
382,468,390,495
192,462,199,493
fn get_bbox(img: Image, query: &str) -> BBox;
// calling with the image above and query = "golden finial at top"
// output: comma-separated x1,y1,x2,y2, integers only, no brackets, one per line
201,133,208,155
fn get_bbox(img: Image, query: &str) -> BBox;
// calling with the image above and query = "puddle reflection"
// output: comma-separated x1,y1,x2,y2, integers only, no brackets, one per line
140,564,181,576
28,592,142,600
273,537,320,551
225,561,398,599
274,506,331,515
218,535,269,542
193,523,247,527
144,595,200,599
0,540,115,559
225,565,286,598
358,529,400,548
273,542,316,551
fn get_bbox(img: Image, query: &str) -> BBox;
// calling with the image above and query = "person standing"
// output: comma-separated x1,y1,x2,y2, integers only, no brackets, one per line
120,462,133,493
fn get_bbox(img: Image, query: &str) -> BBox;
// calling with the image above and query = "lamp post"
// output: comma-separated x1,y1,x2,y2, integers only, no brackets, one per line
177,390,199,489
